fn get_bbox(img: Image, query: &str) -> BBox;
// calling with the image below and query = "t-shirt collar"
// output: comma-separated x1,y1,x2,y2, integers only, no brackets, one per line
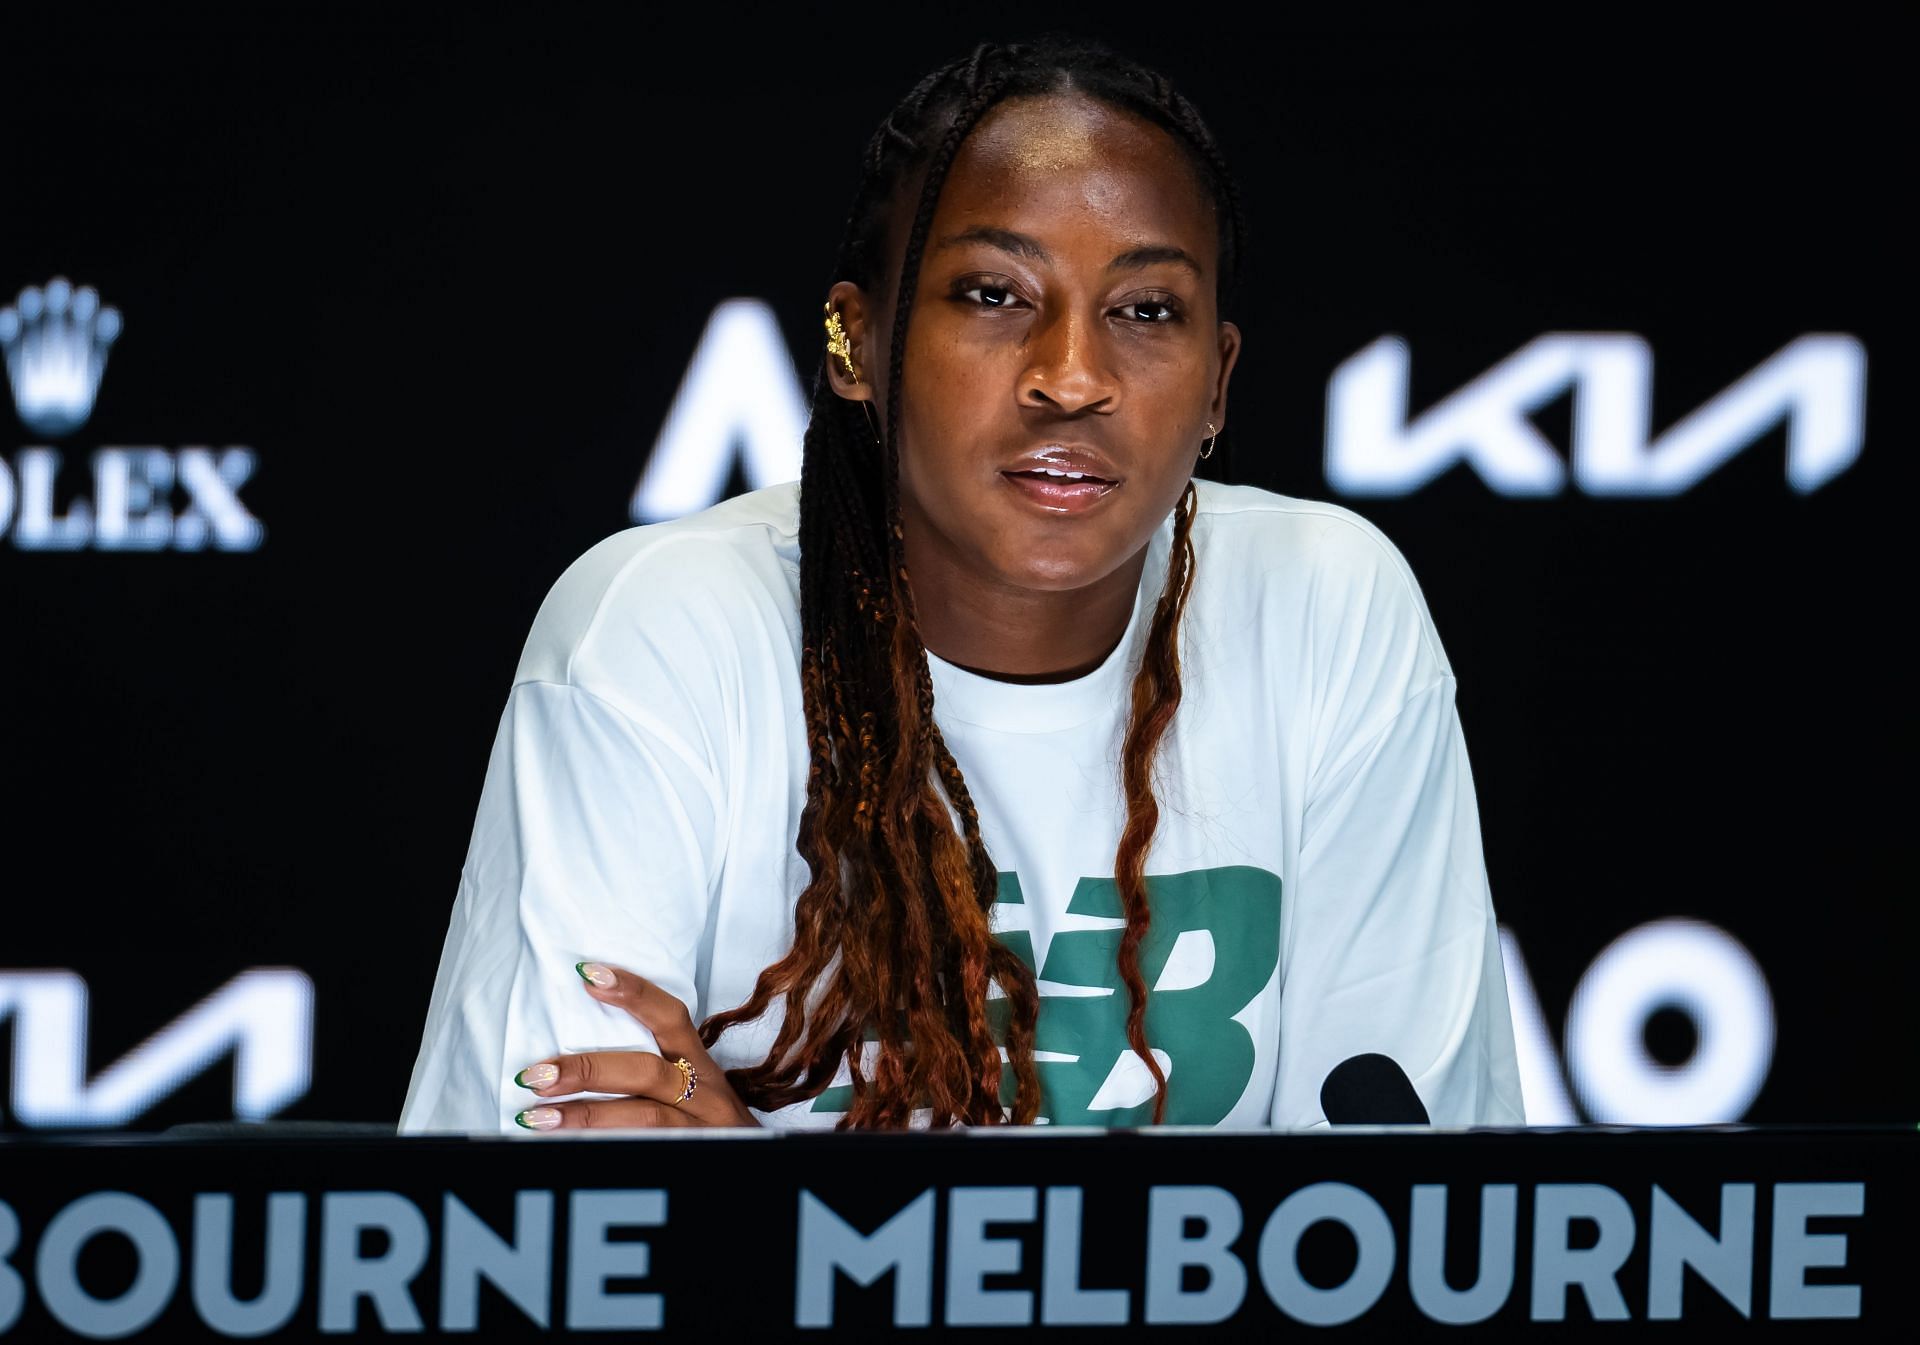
923,509,1175,735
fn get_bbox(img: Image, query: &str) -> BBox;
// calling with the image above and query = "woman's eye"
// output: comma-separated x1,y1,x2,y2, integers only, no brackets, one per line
1122,298,1179,323
962,284,1017,308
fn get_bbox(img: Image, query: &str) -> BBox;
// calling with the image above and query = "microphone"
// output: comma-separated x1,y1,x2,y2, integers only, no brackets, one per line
1319,1053,1430,1125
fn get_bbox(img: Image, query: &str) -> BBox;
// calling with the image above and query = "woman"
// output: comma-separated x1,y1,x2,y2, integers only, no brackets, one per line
399,37,1523,1133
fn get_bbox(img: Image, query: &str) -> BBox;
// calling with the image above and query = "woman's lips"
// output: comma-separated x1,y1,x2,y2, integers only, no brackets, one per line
1000,469,1121,513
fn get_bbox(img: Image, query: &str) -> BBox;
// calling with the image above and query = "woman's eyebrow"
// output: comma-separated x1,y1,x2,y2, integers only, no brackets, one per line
1108,244,1203,277
934,226,1203,279
935,226,1050,262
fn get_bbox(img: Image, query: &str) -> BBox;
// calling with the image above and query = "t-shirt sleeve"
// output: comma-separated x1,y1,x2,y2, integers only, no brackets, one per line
398,679,724,1134
397,531,746,1135
1273,675,1525,1129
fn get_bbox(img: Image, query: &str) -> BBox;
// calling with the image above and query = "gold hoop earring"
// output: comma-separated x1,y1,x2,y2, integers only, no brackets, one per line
1200,420,1219,460
823,303,861,383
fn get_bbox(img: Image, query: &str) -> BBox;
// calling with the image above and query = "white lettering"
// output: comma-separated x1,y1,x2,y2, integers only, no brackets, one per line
1256,1182,1395,1326
1769,1182,1863,1319
1574,335,1864,495
631,299,807,523
0,968,314,1128
10,448,92,548
319,1192,428,1333
191,1193,306,1336
1144,1186,1246,1325
0,448,264,551
1566,919,1774,1125
1497,927,1579,1125
36,1192,179,1339
946,1187,1035,1326
1530,1184,1635,1321
1326,333,1865,497
1328,335,1568,496
1407,1183,1516,1324
1041,1187,1129,1325
92,449,175,550
565,1190,665,1331
172,447,263,551
441,1191,553,1330
794,1188,934,1328
1648,1183,1753,1319
0,1201,20,1334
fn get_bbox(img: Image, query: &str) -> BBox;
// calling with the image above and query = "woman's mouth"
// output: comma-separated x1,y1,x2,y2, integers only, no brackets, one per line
1000,468,1121,513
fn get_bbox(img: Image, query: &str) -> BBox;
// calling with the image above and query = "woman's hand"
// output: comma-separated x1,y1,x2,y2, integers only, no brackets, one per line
511,962,760,1130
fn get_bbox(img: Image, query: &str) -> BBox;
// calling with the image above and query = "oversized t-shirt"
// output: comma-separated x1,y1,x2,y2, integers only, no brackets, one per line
398,479,1524,1133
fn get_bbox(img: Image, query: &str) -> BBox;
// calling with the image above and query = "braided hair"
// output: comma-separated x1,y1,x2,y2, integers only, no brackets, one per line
697,35,1247,1127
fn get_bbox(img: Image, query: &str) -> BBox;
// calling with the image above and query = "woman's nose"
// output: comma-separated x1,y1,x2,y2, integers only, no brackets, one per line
1018,307,1119,414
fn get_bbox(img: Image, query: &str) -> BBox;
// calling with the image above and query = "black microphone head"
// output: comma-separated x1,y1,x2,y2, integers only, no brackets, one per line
1320,1053,1431,1125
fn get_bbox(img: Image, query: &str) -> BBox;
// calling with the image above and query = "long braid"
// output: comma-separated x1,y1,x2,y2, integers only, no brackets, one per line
1112,480,1199,1121
699,36,1244,1127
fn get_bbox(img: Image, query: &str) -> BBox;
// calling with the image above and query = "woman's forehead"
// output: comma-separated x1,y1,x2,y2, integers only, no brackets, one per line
936,93,1217,256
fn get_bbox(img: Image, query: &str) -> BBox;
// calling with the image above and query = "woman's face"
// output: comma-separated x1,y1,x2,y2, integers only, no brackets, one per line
832,91,1241,596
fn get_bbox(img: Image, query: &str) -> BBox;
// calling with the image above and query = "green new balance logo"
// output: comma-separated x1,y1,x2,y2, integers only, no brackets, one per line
809,865,1282,1124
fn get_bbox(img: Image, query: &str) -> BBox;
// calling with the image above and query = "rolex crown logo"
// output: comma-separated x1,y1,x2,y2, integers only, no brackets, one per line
0,277,123,438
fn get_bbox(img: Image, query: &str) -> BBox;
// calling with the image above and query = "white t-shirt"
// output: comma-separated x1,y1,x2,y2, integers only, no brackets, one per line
398,479,1524,1133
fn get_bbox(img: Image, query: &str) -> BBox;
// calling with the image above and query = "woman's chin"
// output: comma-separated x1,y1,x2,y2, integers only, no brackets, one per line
994,546,1135,596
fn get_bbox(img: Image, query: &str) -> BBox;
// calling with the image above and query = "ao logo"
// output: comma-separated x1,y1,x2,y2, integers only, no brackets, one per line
632,306,1866,519
631,299,809,523
1502,918,1775,1126
0,276,264,552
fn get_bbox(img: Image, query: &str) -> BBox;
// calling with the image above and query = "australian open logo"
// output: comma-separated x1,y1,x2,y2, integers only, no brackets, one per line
0,276,263,551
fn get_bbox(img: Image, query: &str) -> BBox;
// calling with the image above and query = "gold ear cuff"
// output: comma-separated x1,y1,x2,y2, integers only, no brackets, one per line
824,303,860,382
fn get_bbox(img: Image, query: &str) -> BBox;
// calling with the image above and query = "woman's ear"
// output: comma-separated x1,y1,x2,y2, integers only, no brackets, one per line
824,280,877,405
1209,319,1243,432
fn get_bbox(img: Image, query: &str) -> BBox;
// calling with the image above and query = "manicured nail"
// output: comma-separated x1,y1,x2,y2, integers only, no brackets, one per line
515,1107,561,1131
576,961,616,988
514,1063,559,1089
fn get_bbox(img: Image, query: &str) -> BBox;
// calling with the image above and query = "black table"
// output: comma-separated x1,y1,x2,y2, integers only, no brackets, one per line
1,1125,1911,1340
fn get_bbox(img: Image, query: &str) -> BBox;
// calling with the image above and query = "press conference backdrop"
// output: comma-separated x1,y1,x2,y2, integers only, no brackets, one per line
0,14,1903,1131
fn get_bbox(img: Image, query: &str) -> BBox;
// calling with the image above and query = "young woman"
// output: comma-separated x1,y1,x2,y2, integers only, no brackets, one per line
399,37,1523,1133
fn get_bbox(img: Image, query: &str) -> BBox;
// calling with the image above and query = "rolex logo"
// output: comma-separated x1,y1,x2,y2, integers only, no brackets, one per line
0,277,122,438
1,275,265,552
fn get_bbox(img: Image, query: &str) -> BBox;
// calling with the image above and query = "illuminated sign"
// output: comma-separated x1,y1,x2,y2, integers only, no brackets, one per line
0,278,119,438
630,299,807,524
0,277,265,552
1501,919,1775,1126
0,968,313,1127
1326,333,1866,497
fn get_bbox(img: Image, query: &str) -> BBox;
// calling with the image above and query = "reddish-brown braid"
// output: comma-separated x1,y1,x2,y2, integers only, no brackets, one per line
698,37,1243,1127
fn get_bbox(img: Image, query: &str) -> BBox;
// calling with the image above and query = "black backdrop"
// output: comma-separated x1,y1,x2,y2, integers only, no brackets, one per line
0,9,1905,1129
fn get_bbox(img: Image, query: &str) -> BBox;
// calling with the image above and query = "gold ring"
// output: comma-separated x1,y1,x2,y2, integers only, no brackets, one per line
669,1057,698,1106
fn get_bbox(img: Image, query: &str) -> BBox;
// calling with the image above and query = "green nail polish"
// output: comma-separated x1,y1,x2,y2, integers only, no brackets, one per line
574,962,593,983
513,1069,531,1089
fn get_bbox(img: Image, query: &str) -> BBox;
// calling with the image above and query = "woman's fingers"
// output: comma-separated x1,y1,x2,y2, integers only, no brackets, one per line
541,961,759,1126
575,963,735,1096
575,962,707,1062
515,1096,692,1131
515,1049,691,1106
